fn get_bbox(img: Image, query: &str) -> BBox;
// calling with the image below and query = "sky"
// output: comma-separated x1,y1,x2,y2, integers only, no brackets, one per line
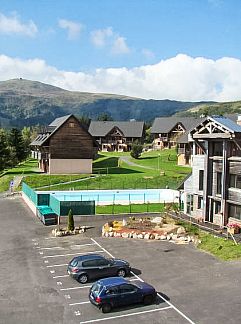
0,0,241,101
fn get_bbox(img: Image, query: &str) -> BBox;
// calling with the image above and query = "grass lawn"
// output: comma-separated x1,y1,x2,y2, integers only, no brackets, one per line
25,149,190,191
96,203,165,214
2,149,191,192
0,159,40,192
198,232,241,261
175,219,241,261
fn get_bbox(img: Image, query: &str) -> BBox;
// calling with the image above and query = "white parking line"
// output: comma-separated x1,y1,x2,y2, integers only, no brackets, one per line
42,250,104,259
71,243,96,248
69,301,90,306
37,246,64,250
60,285,91,291
46,263,68,268
79,306,172,323
53,274,69,279
91,238,196,324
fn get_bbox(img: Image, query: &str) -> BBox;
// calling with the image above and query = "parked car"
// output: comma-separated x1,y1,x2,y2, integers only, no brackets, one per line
67,254,131,284
89,277,157,313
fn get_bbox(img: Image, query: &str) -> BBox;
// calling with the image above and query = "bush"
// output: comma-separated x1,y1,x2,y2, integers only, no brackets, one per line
130,142,143,159
67,209,75,231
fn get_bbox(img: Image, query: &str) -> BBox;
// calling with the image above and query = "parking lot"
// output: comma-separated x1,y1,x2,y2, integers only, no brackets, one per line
2,196,241,324
32,234,194,324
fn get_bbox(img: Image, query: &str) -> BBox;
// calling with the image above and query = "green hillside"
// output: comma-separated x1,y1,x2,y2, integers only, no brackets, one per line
176,101,241,117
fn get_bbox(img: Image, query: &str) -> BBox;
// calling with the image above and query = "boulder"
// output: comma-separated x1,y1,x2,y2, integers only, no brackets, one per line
177,226,186,235
160,235,167,240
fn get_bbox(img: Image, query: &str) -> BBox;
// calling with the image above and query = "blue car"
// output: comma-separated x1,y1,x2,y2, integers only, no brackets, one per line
89,277,157,313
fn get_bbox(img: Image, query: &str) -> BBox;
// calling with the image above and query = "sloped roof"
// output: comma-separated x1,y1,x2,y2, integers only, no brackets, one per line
88,121,144,137
151,117,203,134
210,116,241,133
31,114,74,146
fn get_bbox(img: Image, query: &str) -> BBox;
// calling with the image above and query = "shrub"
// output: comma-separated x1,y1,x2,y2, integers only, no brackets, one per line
130,142,143,159
67,209,75,231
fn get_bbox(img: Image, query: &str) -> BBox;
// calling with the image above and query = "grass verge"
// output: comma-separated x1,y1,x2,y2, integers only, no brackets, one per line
96,203,165,214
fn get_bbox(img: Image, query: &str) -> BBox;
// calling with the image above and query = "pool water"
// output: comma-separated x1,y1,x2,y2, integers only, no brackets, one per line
46,189,180,206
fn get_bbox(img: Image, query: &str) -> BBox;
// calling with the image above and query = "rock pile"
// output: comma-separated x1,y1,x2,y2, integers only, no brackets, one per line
102,224,201,245
52,226,87,237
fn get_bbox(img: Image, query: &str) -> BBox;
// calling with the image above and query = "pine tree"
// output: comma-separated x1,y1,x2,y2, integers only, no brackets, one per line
0,129,10,171
130,141,143,159
67,209,75,231
8,128,26,163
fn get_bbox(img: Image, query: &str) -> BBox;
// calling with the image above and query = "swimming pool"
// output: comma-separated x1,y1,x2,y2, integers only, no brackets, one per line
44,189,180,206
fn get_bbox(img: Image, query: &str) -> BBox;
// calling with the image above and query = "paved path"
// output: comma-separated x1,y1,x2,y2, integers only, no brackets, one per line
120,156,156,170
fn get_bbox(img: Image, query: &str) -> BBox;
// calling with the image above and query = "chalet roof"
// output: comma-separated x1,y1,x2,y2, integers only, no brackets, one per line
88,121,144,137
210,116,241,133
151,117,203,134
177,133,189,144
31,114,75,146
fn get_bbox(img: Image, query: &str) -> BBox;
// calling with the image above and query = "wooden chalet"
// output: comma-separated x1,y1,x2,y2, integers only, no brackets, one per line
88,121,144,152
31,115,96,174
151,117,202,150
182,115,241,227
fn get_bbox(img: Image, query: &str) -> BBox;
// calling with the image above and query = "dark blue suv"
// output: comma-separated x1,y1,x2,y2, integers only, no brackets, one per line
89,277,157,313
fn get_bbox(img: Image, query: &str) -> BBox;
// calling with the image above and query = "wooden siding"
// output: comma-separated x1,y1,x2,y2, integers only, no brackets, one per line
229,161,241,174
228,188,241,202
49,116,93,159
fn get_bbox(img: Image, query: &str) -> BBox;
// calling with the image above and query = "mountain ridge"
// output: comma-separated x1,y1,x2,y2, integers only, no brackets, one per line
0,78,215,127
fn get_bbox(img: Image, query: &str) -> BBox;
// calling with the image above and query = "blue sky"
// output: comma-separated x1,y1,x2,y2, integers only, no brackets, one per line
0,0,241,101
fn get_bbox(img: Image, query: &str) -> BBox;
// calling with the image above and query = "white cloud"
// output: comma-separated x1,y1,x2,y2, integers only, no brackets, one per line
0,12,38,37
90,27,130,55
111,36,130,54
1,53,241,102
58,19,83,40
90,27,113,47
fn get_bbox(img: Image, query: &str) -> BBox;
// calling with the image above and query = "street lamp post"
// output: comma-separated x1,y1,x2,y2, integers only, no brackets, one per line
158,153,160,171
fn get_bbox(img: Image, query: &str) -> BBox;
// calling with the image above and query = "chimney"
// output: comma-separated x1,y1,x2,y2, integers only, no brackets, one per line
237,115,241,126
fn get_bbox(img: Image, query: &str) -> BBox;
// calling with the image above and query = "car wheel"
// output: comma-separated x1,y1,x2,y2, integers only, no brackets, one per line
77,274,88,284
143,294,154,305
101,303,112,313
117,268,126,277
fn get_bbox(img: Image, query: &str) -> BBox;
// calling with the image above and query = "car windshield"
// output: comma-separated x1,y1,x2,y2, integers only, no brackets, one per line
91,283,103,294
107,258,115,264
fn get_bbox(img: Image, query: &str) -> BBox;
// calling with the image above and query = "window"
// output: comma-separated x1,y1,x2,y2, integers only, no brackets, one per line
197,196,203,209
216,172,222,195
82,259,98,267
230,174,235,188
186,194,193,214
119,284,137,294
69,122,75,128
229,174,241,189
236,176,241,189
106,287,119,295
215,201,221,214
199,170,204,191
96,259,110,266
229,204,241,220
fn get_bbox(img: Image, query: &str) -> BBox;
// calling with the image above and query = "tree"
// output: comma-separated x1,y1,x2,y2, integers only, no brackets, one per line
67,209,75,231
130,141,143,159
0,129,10,171
97,113,113,121
8,128,26,163
22,126,32,157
